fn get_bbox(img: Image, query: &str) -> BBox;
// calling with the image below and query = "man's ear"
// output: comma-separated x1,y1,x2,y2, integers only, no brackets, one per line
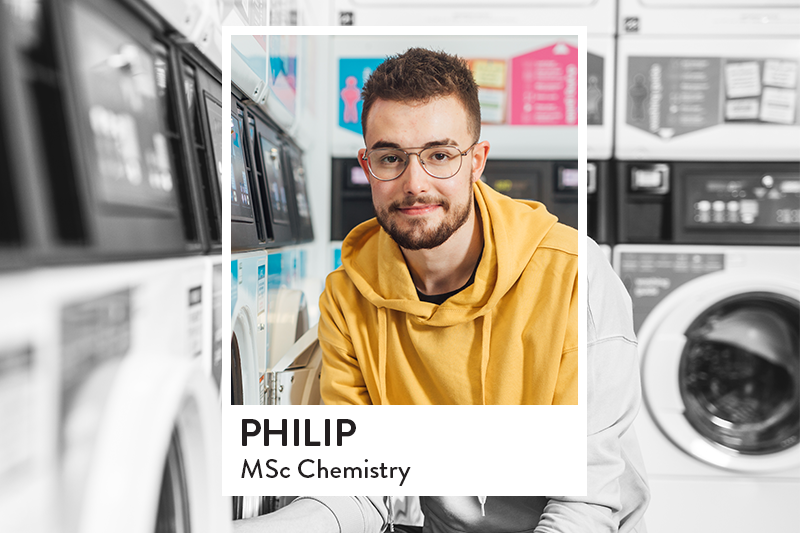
470,141,491,183
357,148,371,185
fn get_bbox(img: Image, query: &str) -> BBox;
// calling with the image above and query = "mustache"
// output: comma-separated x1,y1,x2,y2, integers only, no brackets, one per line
388,195,450,212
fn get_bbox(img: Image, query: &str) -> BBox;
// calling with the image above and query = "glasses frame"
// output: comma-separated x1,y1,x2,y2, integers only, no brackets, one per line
361,143,477,182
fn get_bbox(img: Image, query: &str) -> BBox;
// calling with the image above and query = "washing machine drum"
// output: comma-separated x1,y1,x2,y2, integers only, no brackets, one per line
679,294,800,456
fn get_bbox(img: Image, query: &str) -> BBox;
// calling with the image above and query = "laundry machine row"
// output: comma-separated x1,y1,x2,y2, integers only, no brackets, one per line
612,5,800,531
229,111,319,406
1,1,227,533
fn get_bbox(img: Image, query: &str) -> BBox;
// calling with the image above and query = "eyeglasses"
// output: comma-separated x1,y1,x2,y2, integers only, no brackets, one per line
361,143,477,182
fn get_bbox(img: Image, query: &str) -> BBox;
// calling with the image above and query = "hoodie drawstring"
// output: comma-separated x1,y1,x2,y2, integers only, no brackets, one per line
378,308,388,405
480,312,492,405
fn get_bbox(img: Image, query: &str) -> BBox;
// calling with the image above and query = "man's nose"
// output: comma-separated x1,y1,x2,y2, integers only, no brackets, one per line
401,153,430,196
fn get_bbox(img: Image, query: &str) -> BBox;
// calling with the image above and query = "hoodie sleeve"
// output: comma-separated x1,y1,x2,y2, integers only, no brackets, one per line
318,272,373,405
534,239,650,533
552,263,579,405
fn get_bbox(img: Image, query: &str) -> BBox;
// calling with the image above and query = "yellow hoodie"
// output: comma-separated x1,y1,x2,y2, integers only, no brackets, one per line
319,180,578,405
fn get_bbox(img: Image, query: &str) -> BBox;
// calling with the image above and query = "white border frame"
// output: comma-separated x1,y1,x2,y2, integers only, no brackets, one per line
223,25,588,496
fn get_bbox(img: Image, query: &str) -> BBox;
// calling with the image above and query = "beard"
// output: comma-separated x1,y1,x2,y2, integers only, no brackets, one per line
375,185,474,251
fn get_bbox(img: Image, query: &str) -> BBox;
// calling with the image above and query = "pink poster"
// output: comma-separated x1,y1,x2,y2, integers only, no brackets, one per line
510,43,579,126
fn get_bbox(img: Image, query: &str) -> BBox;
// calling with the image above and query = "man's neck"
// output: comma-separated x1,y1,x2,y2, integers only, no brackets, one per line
401,204,484,296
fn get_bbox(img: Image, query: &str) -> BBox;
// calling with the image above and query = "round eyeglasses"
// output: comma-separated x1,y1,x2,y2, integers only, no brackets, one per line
361,143,476,182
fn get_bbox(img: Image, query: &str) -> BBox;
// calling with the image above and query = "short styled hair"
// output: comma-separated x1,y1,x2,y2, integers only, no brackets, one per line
360,48,481,142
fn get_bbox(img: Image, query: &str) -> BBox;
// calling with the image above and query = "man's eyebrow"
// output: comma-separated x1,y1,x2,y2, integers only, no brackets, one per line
369,139,459,150
370,140,402,150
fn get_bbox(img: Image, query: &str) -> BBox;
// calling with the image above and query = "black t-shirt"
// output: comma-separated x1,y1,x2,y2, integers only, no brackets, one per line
416,252,482,305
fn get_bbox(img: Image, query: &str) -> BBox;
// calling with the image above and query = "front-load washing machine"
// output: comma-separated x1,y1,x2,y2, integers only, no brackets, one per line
231,250,267,405
23,255,228,533
0,273,57,533
614,244,800,532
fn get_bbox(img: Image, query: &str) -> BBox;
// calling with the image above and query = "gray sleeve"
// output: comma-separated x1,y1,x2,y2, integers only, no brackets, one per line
294,496,390,533
534,238,650,533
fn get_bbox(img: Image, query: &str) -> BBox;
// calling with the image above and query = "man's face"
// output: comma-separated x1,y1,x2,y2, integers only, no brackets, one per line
358,96,488,251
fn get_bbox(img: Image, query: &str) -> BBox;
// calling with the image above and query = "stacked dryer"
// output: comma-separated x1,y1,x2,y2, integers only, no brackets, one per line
614,2,800,531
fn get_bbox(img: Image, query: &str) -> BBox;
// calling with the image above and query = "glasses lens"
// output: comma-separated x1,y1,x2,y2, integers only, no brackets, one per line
419,146,463,178
367,149,408,181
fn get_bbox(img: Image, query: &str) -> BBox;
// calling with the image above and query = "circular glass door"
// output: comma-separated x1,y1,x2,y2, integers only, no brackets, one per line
679,292,799,456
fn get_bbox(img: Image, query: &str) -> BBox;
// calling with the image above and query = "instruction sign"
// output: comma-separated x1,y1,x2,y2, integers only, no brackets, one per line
510,43,579,126
627,56,799,138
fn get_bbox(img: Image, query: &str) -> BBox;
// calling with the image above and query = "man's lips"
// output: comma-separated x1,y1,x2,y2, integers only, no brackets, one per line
397,204,440,215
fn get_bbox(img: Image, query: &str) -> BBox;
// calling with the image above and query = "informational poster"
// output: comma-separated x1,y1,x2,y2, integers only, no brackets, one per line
627,56,798,138
509,43,579,126
268,35,297,118
338,58,385,135
468,59,507,124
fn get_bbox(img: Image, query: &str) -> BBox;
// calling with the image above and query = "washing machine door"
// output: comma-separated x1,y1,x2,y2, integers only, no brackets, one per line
639,271,800,472
76,357,229,533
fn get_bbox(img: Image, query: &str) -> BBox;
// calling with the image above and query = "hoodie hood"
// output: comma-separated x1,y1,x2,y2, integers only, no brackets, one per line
340,180,558,328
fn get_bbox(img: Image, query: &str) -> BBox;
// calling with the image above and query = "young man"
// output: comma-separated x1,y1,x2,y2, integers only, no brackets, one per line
320,48,579,405
234,48,648,532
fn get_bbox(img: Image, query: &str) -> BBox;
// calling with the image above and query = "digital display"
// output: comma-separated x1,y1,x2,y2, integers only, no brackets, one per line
260,135,290,225
288,149,311,224
73,4,178,214
231,114,253,220
350,165,369,186
559,167,579,190
205,96,223,191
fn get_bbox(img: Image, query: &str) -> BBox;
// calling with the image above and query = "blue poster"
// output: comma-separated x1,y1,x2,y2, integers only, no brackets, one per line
339,58,385,135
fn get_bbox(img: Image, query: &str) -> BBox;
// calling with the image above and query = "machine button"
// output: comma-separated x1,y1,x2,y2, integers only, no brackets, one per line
696,200,711,223
712,201,726,223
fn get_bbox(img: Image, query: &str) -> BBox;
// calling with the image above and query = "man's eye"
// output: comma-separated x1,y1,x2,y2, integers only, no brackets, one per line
429,151,452,162
381,155,401,164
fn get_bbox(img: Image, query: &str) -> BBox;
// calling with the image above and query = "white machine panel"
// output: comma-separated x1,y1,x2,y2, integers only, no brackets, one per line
615,37,800,161
618,0,800,36
332,0,618,35
331,35,580,160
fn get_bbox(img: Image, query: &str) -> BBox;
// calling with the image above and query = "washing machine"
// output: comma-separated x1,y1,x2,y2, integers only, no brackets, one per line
38,258,228,533
230,250,267,406
614,244,800,532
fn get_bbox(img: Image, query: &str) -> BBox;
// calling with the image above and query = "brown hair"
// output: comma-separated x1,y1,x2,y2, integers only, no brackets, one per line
360,47,481,142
